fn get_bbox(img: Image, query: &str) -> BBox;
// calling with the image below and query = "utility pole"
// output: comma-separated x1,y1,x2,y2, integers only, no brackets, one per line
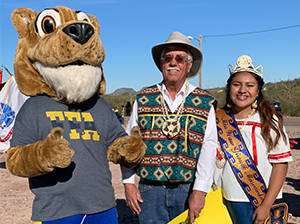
188,35,202,88
198,35,202,89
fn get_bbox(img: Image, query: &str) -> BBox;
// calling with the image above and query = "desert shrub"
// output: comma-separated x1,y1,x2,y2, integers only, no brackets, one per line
264,78,300,116
102,93,136,113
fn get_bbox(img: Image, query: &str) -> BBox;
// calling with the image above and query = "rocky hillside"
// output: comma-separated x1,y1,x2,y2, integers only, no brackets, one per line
111,88,136,95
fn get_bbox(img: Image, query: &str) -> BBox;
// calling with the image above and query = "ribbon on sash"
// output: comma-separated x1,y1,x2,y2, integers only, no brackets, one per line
216,109,288,224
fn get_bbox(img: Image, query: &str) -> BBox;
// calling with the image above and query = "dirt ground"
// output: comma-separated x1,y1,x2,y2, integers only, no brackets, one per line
0,116,299,224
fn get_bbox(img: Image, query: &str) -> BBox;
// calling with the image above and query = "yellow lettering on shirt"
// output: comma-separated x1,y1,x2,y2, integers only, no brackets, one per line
46,111,64,121
46,111,100,141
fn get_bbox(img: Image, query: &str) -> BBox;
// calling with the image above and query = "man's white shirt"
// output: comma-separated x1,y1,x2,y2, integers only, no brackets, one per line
121,82,217,193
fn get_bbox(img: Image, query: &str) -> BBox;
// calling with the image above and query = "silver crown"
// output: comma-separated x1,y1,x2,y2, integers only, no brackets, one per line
228,55,263,77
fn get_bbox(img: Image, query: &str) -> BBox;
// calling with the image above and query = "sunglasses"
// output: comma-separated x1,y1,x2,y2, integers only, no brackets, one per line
162,54,189,64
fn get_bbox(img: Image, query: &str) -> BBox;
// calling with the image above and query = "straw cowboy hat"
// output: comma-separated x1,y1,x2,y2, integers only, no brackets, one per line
152,31,203,79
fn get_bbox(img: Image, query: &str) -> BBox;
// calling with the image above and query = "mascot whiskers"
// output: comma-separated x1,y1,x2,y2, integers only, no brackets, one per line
6,6,145,223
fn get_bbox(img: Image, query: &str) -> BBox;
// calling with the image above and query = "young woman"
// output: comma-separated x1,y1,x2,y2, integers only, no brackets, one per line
214,55,293,224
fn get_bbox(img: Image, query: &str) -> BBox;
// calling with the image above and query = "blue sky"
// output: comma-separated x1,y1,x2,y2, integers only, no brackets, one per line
1,0,299,94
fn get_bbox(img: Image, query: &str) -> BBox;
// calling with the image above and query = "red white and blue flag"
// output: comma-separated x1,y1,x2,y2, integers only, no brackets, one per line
0,67,2,84
0,75,28,153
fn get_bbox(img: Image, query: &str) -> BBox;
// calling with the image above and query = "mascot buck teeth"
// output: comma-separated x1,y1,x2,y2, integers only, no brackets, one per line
6,6,145,223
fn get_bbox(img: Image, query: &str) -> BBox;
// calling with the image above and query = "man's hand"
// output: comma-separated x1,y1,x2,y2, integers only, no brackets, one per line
124,183,143,214
188,190,206,224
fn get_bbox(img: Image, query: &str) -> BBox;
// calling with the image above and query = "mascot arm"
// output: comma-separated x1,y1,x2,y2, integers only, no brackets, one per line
6,127,75,177
107,126,146,168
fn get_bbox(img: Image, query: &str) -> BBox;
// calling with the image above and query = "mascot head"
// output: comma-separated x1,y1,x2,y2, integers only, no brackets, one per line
11,6,106,104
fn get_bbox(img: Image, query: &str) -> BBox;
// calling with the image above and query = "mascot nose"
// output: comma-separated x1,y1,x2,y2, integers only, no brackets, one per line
63,23,94,45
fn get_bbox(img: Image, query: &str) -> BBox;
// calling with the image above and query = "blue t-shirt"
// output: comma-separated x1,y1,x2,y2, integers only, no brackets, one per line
11,94,127,221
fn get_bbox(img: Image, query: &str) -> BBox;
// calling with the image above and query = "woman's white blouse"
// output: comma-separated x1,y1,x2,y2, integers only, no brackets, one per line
214,112,293,201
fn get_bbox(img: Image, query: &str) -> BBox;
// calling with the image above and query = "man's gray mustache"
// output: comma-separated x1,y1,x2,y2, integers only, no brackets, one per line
167,67,180,71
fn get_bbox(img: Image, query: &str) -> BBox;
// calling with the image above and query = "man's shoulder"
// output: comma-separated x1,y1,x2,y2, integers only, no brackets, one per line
137,85,159,95
191,87,214,99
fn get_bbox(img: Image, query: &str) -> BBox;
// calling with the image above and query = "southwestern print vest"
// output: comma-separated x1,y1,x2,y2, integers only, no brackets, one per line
136,85,215,183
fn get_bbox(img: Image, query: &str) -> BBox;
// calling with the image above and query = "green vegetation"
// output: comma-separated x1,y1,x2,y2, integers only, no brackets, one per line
102,78,300,116
102,93,136,112
263,78,300,116
207,88,226,110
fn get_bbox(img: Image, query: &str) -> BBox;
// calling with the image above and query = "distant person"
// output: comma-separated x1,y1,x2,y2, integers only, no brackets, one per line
114,109,124,124
121,31,217,224
214,55,293,224
125,101,131,116
121,105,125,117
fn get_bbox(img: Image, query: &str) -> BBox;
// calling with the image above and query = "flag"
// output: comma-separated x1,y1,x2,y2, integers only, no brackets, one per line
0,75,29,153
0,67,2,84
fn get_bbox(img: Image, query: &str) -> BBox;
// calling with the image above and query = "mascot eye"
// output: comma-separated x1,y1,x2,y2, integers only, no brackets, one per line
36,9,61,37
42,16,56,34
77,12,91,22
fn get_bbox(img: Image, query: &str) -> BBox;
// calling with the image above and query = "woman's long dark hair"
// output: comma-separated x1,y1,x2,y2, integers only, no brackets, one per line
223,72,287,152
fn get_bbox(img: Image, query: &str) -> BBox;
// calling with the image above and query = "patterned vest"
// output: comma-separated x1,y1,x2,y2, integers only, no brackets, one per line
136,85,215,183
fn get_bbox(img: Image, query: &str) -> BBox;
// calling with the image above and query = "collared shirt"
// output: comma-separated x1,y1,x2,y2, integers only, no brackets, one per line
121,81,217,193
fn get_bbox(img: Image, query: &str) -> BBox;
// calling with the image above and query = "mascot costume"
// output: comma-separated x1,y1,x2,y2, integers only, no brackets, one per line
6,6,146,223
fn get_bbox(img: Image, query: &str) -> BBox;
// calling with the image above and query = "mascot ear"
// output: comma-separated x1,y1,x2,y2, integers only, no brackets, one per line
11,7,56,98
11,7,37,38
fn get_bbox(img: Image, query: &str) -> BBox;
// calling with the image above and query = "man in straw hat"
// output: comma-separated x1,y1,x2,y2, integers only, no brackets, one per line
121,31,217,223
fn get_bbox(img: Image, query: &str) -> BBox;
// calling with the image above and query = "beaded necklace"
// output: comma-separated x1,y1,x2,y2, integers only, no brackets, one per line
238,108,255,133
160,81,189,139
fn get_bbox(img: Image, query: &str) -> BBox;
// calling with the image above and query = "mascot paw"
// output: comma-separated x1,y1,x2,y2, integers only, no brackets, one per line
40,127,75,170
107,126,146,168
6,127,74,177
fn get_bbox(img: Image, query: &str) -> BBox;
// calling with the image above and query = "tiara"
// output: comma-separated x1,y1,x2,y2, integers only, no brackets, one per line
228,55,263,77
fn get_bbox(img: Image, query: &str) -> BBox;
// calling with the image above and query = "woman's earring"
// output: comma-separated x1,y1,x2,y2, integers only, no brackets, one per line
251,100,258,109
227,99,233,108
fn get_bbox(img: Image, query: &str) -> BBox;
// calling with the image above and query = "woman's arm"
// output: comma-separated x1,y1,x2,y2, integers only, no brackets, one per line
252,162,288,223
